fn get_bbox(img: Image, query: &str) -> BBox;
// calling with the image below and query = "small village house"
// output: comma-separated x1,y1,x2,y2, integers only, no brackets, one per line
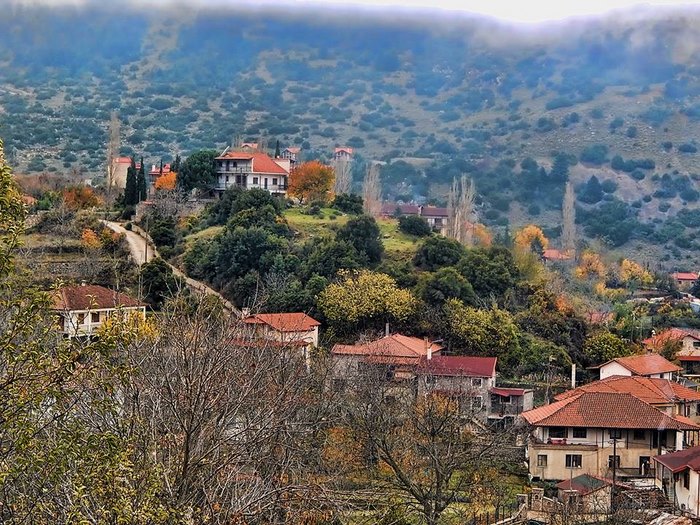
214,149,290,197
333,147,353,162
380,203,449,235
597,354,681,380
490,386,535,424
653,446,700,517
522,391,700,482
643,328,700,377
555,474,615,514
51,283,145,338
671,272,698,291
281,146,301,168
242,312,321,369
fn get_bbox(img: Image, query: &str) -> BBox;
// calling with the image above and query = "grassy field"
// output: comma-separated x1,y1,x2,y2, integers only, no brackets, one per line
283,207,420,259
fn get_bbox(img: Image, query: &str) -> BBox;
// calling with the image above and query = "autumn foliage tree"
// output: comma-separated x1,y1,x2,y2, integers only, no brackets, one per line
62,185,102,210
154,171,176,191
514,224,549,254
289,161,335,204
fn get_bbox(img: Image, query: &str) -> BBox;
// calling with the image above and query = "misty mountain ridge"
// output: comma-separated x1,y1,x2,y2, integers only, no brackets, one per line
2,3,700,263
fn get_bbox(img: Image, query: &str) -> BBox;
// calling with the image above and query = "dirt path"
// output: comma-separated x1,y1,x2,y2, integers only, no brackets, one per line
103,221,240,315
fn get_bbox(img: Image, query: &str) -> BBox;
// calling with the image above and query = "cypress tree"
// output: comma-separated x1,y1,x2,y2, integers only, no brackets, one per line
124,157,137,206
137,156,147,202
274,140,281,159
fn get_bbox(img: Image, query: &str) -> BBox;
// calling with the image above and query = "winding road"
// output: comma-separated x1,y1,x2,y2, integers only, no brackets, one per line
103,220,240,315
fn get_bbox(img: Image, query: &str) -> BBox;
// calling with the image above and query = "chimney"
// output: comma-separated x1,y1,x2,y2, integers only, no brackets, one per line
425,337,432,360
385,322,390,337
571,363,576,389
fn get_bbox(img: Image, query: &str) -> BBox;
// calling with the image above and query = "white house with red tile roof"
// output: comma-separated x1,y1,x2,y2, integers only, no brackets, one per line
597,354,681,380
51,283,145,338
653,446,700,517
243,313,320,348
333,147,353,161
522,391,700,481
215,150,290,197
643,329,700,378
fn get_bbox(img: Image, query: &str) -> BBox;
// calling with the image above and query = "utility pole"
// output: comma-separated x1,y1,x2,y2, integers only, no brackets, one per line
611,436,618,514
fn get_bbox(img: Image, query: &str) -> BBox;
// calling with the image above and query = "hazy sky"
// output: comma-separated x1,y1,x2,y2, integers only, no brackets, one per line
20,0,700,24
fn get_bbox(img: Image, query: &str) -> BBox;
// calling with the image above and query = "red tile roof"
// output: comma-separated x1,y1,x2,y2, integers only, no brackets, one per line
52,284,143,311
555,376,700,405
491,387,528,397
417,355,496,377
543,249,572,261
556,474,611,495
243,313,320,333
148,163,171,176
672,272,698,282
643,328,700,349
335,147,353,154
602,354,681,376
332,334,443,363
653,446,700,473
114,157,132,164
216,152,289,175
285,147,301,154
420,206,449,218
522,391,700,430
381,203,421,216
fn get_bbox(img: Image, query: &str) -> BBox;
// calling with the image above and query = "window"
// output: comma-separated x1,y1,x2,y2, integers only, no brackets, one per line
686,405,692,417
684,469,691,489
77,313,86,325
633,429,646,441
273,178,278,185
472,396,483,410
537,454,548,467
566,455,582,468
91,312,100,323
472,377,483,387
253,177,258,185
425,376,436,385
225,175,230,183
693,341,700,348
608,455,620,468
549,427,566,439
609,429,623,440
572,428,587,439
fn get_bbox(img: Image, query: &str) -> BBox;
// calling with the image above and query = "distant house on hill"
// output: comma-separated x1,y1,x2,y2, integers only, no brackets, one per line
214,150,290,197
281,147,301,167
381,203,449,234
111,157,132,189
333,147,353,161
671,272,698,290
243,312,320,367
543,249,573,263
644,328,700,355
147,163,171,190
51,283,145,338
240,142,258,152
596,354,681,380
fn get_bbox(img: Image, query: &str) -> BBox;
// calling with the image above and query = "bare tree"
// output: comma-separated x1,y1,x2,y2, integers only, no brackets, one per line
447,174,476,246
105,111,120,195
562,180,576,255
333,158,353,196
362,163,382,218
336,367,515,525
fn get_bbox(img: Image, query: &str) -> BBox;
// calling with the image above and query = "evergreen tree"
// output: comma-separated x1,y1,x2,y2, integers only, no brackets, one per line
124,157,138,205
171,154,181,174
137,156,147,202
274,140,281,159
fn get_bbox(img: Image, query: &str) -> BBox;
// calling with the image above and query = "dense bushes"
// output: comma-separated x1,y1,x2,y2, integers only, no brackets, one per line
398,215,432,236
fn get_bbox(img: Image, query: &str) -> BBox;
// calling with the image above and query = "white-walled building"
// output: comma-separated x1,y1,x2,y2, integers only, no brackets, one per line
51,283,145,338
597,354,681,380
214,151,290,197
654,446,700,517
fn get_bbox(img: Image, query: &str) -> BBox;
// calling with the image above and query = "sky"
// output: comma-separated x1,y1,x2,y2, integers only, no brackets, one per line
15,0,700,24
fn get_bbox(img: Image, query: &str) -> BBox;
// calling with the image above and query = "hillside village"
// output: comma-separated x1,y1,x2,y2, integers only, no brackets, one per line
5,3,700,525
9,132,700,524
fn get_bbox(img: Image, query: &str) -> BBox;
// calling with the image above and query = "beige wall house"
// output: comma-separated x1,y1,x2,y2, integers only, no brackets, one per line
522,391,699,482
598,354,681,380
51,283,145,338
214,150,290,197
243,313,320,347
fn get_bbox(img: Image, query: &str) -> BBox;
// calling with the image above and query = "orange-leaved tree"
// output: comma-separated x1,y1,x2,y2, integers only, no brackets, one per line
514,224,549,253
288,161,335,204
63,186,102,210
155,171,177,191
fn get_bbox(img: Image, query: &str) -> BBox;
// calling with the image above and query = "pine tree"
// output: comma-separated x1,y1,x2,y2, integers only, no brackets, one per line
124,157,137,206
274,140,281,159
172,154,181,174
137,156,147,202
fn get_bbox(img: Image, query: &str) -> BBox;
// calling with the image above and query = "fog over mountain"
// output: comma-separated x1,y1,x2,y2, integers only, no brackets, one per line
2,1,700,257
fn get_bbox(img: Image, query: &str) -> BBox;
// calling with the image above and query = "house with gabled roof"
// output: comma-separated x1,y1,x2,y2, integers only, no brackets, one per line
51,283,145,338
333,147,353,161
522,391,700,482
243,312,321,369
214,150,290,197
653,446,700,517
671,272,698,290
597,354,681,380
555,375,700,422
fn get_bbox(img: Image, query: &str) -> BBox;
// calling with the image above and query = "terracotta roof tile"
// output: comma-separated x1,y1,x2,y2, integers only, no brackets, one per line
555,376,700,405
417,356,496,377
332,334,443,363
671,272,698,281
522,391,700,430
644,328,700,349
556,474,611,495
243,313,320,333
52,284,143,311
420,206,449,217
604,354,681,376
491,387,528,397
